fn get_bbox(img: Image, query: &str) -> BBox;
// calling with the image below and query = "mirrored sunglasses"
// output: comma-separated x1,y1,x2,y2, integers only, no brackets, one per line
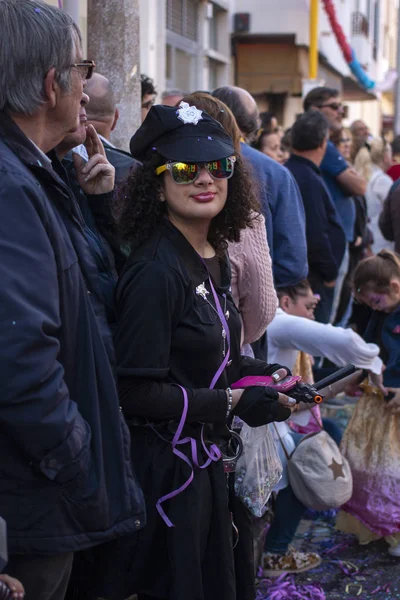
156,156,236,185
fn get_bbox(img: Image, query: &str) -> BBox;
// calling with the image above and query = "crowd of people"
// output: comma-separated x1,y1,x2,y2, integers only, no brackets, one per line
1,1,400,599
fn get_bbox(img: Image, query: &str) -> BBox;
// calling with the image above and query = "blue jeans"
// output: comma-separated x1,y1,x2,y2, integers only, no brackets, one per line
310,281,335,324
264,481,305,554
322,417,342,446
264,431,305,555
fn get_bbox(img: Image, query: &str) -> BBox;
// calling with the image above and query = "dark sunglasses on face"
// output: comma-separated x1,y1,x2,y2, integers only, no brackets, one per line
156,156,236,185
318,102,343,112
71,59,96,80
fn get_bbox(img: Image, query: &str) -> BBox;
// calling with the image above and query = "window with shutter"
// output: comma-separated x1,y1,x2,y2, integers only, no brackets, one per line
167,0,198,41
185,0,198,41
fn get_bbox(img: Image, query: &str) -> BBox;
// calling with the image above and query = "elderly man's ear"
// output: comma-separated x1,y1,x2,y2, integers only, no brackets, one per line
43,68,58,109
111,107,119,132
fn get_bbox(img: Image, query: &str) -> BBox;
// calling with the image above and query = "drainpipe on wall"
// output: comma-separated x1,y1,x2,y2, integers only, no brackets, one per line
309,0,319,80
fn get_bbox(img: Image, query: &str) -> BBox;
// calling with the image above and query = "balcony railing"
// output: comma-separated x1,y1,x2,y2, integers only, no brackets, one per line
352,11,369,37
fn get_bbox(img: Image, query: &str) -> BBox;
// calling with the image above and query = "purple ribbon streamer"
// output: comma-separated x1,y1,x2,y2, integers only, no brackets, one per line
58,0,63,8
156,386,222,527
156,267,230,527
207,276,231,388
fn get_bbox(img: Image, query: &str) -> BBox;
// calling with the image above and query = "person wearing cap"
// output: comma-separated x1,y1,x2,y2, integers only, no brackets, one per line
114,102,296,600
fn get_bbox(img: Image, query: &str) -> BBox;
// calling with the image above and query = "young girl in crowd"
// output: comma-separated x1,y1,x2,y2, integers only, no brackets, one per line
114,103,295,600
337,250,400,556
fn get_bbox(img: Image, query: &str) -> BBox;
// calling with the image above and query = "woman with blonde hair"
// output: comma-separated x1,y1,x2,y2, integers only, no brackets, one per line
337,250,400,557
354,139,393,254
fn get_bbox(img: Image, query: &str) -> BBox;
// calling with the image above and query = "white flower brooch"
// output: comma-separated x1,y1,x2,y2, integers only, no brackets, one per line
176,101,203,125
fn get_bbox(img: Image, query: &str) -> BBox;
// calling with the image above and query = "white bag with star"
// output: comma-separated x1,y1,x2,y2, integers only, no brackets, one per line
279,429,353,510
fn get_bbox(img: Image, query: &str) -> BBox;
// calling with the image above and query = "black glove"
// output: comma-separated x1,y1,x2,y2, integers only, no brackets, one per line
232,386,291,427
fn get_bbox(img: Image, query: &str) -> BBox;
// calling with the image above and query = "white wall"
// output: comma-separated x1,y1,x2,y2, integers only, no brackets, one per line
46,0,87,52
345,100,382,136
230,0,396,83
231,0,309,44
140,0,166,99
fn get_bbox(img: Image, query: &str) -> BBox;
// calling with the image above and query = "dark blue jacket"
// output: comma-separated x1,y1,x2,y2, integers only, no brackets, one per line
101,138,138,187
60,152,119,327
286,154,346,282
0,112,145,555
364,306,400,387
240,143,308,288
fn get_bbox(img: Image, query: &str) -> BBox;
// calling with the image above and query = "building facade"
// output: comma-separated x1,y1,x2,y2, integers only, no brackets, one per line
140,0,232,99
230,0,398,134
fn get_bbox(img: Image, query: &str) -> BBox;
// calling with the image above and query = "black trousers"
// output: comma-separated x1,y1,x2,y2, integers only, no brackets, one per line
7,552,73,600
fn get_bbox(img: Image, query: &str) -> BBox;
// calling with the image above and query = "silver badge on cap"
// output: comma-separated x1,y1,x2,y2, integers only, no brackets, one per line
176,101,203,125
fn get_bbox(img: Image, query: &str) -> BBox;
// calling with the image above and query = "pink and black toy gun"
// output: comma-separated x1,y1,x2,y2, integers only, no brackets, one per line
232,364,356,405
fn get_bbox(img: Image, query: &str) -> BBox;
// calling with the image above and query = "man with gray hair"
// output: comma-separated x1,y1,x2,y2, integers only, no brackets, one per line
0,1,144,598
161,88,185,107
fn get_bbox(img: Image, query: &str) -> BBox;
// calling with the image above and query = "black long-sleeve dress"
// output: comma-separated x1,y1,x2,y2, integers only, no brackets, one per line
115,219,272,600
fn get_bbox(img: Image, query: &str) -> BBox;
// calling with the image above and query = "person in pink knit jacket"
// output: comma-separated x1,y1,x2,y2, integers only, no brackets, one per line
229,212,277,347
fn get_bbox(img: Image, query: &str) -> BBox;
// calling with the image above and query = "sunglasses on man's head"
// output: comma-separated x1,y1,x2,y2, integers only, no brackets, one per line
71,59,96,80
156,156,236,185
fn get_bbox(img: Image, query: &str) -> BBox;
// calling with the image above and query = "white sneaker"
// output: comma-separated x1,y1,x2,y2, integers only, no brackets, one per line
388,543,400,557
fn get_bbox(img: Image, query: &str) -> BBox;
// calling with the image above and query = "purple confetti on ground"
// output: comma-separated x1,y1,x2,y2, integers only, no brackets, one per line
34,7,41,12
208,136,212,140
256,574,326,600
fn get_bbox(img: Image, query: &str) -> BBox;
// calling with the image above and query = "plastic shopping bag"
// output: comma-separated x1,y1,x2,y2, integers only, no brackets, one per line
235,422,282,517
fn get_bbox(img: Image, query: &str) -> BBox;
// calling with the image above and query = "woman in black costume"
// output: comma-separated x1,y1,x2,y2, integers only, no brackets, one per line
115,103,295,600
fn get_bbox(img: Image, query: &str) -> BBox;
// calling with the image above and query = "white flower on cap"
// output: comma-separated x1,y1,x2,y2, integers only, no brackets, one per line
176,101,203,126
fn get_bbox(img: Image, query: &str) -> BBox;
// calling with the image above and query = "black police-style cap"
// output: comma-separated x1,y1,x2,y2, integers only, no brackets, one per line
129,102,235,163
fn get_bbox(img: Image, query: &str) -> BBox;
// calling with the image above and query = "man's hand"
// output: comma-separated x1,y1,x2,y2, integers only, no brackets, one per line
73,125,115,195
0,574,25,598
387,389,400,414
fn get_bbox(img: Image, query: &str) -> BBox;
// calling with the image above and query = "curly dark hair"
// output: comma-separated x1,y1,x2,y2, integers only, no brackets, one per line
116,151,260,254
140,74,156,100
